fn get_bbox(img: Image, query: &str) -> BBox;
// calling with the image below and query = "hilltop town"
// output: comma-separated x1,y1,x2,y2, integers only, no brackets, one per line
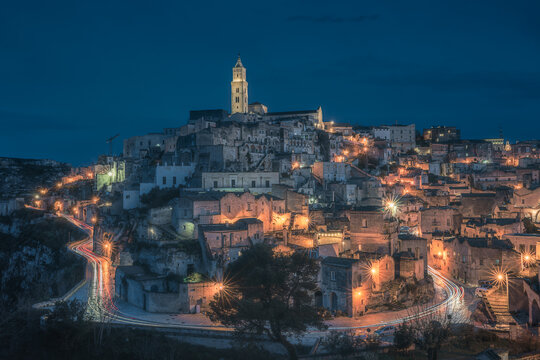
3,56,540,358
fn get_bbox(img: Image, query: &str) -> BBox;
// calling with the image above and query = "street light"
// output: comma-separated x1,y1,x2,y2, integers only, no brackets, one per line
493,270,509,310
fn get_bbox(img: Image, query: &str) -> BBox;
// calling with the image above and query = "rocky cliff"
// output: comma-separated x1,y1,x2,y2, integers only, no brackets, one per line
0,209,87,308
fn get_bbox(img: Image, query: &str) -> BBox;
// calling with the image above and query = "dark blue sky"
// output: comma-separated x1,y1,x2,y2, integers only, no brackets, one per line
1,0,539,165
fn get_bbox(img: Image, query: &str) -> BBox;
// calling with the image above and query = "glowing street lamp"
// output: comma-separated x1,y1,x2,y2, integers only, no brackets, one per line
521,252,533,272
492,270,509,310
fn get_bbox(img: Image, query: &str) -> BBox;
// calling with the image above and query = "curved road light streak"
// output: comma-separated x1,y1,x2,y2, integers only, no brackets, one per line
64,215,466,332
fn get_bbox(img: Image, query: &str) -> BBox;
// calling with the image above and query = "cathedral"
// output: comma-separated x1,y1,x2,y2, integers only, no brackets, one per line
228,55,324,129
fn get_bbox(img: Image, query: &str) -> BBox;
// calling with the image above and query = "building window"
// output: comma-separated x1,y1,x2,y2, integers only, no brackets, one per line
231,179,236,187
480,259,484,266
247,203,251,211
265,180,270,187
184,209,188,217
361,219,368,228
251,180,256,187
495,259,500,265
330,271,336,281
214,181,218,188
162,176,166,185
173,176,177,185
227,205,231,212
519,244,526,252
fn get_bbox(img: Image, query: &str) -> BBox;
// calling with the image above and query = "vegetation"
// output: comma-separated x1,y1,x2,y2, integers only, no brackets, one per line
0,300,277,360
140,187,181,209
208,244,325,359
0,211,87,308
322,330,364,358
523,217,539,233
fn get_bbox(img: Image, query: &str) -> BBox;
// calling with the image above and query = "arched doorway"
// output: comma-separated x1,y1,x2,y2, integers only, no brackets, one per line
330,292,338,312
314,291,323,308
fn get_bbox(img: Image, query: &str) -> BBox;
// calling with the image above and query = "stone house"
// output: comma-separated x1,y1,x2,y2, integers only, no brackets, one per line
398,195,425,227
429,236,520,286
312,162,351,185
115,265,181,313
200,171,280,193
318,253,395,316
347,206,398,254
115,266,221,314
419,206,461,236
461,217,523,238
503,233,540,259
219,192,286,232
512,186,540,209
198,218,264,274
396,234,428,277
459,193,497,217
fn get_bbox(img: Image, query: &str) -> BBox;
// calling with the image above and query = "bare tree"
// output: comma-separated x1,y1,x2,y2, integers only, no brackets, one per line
406,303,457,360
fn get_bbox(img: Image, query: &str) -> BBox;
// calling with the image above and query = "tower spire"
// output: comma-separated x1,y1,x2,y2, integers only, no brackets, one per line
231,55,248,114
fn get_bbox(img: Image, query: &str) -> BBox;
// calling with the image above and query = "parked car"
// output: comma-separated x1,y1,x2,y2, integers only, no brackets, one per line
374,325,396,336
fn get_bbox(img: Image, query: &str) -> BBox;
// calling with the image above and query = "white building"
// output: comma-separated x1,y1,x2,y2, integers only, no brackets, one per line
156,163,196,189
312,162,351,185
201,172,280,193
372,124,416,152
123,188,140,210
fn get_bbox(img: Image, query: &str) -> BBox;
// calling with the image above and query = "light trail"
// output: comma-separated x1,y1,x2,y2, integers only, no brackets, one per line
63,214,467,332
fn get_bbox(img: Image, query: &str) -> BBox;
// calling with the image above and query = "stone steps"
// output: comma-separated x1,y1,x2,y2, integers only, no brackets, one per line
483,289,513,332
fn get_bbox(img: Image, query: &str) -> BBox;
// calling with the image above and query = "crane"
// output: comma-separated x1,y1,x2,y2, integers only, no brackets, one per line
106,134,120,156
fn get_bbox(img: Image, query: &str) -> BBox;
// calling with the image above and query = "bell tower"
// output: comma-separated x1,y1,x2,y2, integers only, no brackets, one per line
231,55,248,114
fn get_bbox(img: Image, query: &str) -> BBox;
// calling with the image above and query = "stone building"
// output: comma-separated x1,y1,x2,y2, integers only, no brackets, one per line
503,233,540,259
347,206,398,254
319,253,395,316
198,218,264,272
231,55,248,114
200,171,279,193
419,206,461,236
429,236,520,286
312,162,351,185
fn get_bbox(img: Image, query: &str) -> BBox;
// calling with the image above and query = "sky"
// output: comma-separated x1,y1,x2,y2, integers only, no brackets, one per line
1,0,539,165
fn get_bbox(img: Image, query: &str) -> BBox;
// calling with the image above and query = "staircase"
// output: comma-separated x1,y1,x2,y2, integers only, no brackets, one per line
483,288,514,332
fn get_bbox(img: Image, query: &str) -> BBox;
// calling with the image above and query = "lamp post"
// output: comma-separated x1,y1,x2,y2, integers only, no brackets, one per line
496,272,509,311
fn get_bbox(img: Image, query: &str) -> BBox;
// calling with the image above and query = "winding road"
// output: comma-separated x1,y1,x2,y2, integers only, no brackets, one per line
64,214,469,333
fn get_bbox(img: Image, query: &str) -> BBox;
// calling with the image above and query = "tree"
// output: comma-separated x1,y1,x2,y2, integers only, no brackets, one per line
393,322,415,351
208,244,326,359
409,305,454,360
322,330,363,358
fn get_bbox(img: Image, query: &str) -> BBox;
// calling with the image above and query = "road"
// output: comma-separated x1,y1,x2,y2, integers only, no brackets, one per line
63,215,470,333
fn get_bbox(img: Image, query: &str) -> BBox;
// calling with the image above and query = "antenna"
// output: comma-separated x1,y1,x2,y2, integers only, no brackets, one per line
106,134,120,156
